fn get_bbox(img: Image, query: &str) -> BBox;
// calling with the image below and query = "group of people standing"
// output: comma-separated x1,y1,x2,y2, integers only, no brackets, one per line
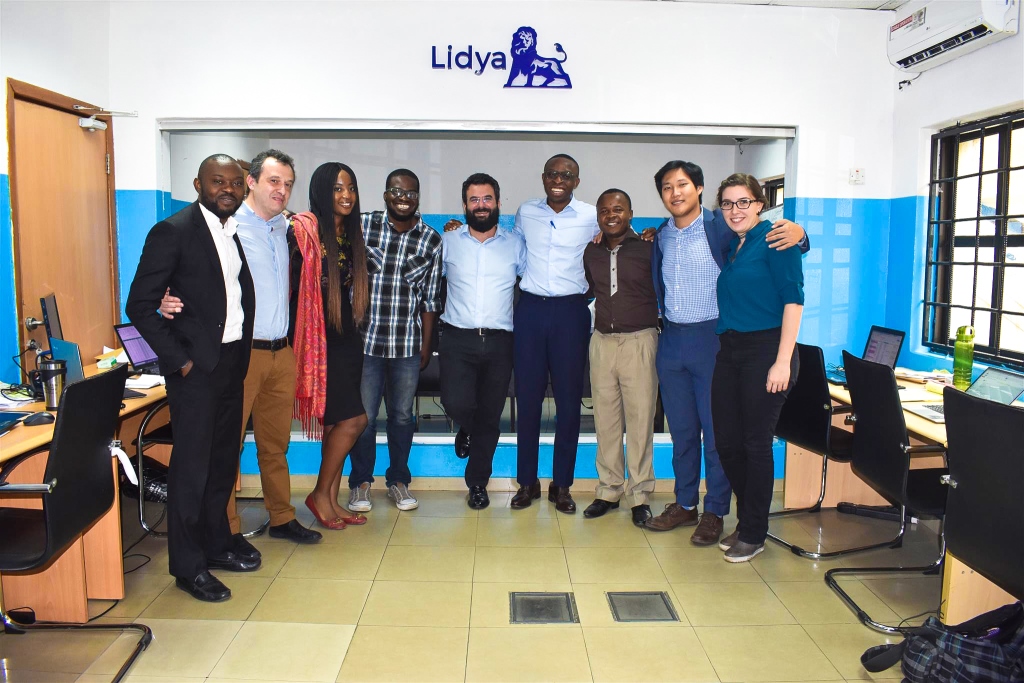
126,149,806,603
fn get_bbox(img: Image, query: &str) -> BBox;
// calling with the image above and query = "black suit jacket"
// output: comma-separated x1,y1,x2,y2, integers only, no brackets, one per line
126,202,256,376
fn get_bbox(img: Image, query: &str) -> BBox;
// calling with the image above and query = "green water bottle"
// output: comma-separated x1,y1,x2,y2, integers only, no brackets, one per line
953,325,974,390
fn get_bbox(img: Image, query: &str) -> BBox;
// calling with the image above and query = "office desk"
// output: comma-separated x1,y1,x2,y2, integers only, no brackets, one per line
781,381,1016,623
0,366,166,622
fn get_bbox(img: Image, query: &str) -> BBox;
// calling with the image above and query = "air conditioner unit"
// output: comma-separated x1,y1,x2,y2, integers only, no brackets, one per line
887,0,1019,72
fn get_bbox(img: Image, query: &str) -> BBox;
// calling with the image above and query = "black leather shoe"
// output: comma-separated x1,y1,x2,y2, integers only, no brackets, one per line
631,504,653,527
583,499,619,518
467,485,489,510
269,519,323,544
176,571,231,602
548,483,577,514
231,533,261,562
206,551,261,572
510,481,542,509
455,428,471,459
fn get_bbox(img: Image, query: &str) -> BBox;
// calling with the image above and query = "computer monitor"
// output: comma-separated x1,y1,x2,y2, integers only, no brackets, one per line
40,293,63,343
861,325,905,369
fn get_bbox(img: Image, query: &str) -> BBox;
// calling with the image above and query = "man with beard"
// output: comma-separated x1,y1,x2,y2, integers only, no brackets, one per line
126,155,257,601
347,169,443,512
439,173,525,509
582,189,659,526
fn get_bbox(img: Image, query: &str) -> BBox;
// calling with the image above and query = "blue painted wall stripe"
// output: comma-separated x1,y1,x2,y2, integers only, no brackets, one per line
0,175,18,383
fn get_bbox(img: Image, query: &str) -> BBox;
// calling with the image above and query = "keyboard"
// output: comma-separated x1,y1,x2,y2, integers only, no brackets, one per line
922,403,944,414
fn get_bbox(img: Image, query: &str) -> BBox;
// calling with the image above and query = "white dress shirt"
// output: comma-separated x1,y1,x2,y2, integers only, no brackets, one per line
198,202,244,343
441,226,526,331
514,195,598,297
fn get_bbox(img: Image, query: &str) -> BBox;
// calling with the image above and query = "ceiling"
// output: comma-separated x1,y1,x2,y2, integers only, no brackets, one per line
657,0,907,10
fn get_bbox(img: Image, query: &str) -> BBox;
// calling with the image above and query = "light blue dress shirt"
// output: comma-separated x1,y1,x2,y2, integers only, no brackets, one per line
234,200,290,340
441,226,526,331
514,196,598,297
661,211,721,324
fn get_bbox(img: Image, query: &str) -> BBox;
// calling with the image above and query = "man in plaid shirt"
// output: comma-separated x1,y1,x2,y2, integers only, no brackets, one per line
347,169,443,512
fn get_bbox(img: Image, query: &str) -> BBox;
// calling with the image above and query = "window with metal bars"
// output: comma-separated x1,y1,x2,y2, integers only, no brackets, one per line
762,176,785,208
923,110,1024,368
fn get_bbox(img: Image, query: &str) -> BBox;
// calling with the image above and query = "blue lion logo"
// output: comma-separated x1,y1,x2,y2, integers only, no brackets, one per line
504,26,572,88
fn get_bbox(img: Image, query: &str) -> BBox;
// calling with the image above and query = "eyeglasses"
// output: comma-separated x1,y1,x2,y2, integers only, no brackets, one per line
720,198,760,210
544,170,577,182
386,187,419,200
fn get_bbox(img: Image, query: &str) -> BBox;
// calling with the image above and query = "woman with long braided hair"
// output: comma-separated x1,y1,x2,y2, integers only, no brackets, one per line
291,162,370,529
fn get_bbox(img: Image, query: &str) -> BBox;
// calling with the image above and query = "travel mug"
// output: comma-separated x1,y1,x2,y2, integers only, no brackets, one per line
39,357,67,411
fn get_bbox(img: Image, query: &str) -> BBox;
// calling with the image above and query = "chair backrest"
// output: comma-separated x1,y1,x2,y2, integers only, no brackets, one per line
842,350,911,504
775,344,834,456
42,364,128,560
942,386,1024,600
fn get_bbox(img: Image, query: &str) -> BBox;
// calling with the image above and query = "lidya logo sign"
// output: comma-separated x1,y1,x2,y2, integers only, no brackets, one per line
431,26,573,89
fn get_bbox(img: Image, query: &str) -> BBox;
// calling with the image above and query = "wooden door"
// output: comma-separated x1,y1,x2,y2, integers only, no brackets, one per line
8,80,119,366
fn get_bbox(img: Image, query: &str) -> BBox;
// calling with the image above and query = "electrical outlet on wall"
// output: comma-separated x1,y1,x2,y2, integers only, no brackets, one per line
849,168,866,185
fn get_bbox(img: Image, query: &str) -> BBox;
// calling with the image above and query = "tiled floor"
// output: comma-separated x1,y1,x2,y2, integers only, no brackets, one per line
0,488,945,682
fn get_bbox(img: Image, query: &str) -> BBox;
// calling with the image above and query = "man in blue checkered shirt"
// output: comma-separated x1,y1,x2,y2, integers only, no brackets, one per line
347,169,443,513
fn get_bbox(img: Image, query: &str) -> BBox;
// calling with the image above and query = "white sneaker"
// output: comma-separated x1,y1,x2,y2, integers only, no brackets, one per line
387,483,419,511
348,482,372,512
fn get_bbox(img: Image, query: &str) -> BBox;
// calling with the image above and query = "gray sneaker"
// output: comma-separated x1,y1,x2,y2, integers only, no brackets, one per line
724,540,764,563
387,483,419,511
719,529,740,551
348,482,372,512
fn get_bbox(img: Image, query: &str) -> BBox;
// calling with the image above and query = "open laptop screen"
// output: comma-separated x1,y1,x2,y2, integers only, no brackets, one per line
966,367,1024,405
862,326,905,369
114,323,160,371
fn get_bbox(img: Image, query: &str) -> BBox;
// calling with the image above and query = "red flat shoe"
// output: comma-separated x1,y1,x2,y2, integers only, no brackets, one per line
338,511,368,525
305,493,346,530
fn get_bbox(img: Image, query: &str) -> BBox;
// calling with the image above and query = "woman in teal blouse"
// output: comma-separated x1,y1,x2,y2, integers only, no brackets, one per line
711,173,804,563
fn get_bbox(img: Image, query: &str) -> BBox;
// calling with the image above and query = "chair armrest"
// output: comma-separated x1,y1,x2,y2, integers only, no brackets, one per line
0,478,57,493
0,449,47,485
902,444,946,455
832,405,853,415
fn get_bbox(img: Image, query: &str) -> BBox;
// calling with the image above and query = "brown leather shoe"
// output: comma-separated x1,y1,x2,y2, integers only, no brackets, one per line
689,512,724,546
510,481,542,509
547,483,577,514
643,503,698,531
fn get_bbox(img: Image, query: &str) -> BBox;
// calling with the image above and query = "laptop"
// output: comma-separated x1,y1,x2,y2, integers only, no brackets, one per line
114,323,162,375
0,411,33,438
905,367,1024,424
40,292,64,344
827,325,906,385
49,337,145,400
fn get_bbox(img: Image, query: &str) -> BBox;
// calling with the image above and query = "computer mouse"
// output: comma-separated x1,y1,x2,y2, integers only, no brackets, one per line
23,411,55,426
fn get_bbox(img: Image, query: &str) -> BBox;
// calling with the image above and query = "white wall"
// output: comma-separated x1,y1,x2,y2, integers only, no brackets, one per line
0,1,110,166
735,139,787,181
170,131,741,217
95,0,894,200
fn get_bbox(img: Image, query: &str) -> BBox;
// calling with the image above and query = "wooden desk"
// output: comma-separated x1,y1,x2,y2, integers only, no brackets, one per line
0,366,166,622
781,381,1016,623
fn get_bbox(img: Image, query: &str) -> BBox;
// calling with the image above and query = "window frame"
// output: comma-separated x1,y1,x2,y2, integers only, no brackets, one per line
922,109,1024,369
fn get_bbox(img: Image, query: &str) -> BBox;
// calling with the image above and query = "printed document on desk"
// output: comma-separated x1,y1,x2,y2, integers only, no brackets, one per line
125,374,164,389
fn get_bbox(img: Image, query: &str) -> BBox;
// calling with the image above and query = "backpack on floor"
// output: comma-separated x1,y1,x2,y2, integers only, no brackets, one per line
861,602,1024,683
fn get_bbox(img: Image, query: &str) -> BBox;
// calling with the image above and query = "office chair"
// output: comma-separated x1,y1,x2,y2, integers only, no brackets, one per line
942,386,1024,601
769,343,878,559
0,365,153,681
824,351,948,633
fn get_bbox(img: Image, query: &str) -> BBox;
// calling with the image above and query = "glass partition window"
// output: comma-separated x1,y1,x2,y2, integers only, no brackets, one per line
924,110,1024,368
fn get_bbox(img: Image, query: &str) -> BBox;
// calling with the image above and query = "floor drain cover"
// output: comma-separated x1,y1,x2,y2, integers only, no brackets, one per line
606,591,680,622
509,591,580,624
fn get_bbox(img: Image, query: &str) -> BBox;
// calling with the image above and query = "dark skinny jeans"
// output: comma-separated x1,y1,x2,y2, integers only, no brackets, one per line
711,328,799,546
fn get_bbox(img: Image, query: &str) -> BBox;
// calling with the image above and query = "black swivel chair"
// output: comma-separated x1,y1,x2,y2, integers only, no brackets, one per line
824,351,949,633
942,386,1024,602
0,365,153,681
132,398,172,536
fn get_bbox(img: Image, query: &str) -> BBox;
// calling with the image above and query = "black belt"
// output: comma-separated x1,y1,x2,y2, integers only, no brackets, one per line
443,323,509,337
252,337,289,351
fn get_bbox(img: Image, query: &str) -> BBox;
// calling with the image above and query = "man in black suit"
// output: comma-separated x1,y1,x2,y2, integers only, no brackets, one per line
126,155,258,602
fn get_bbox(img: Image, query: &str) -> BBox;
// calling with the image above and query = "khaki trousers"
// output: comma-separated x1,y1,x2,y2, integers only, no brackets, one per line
227,345,297,532
589,328,659,507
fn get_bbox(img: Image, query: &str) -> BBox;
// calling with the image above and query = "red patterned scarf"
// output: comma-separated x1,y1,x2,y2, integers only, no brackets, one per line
291,212,326,440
